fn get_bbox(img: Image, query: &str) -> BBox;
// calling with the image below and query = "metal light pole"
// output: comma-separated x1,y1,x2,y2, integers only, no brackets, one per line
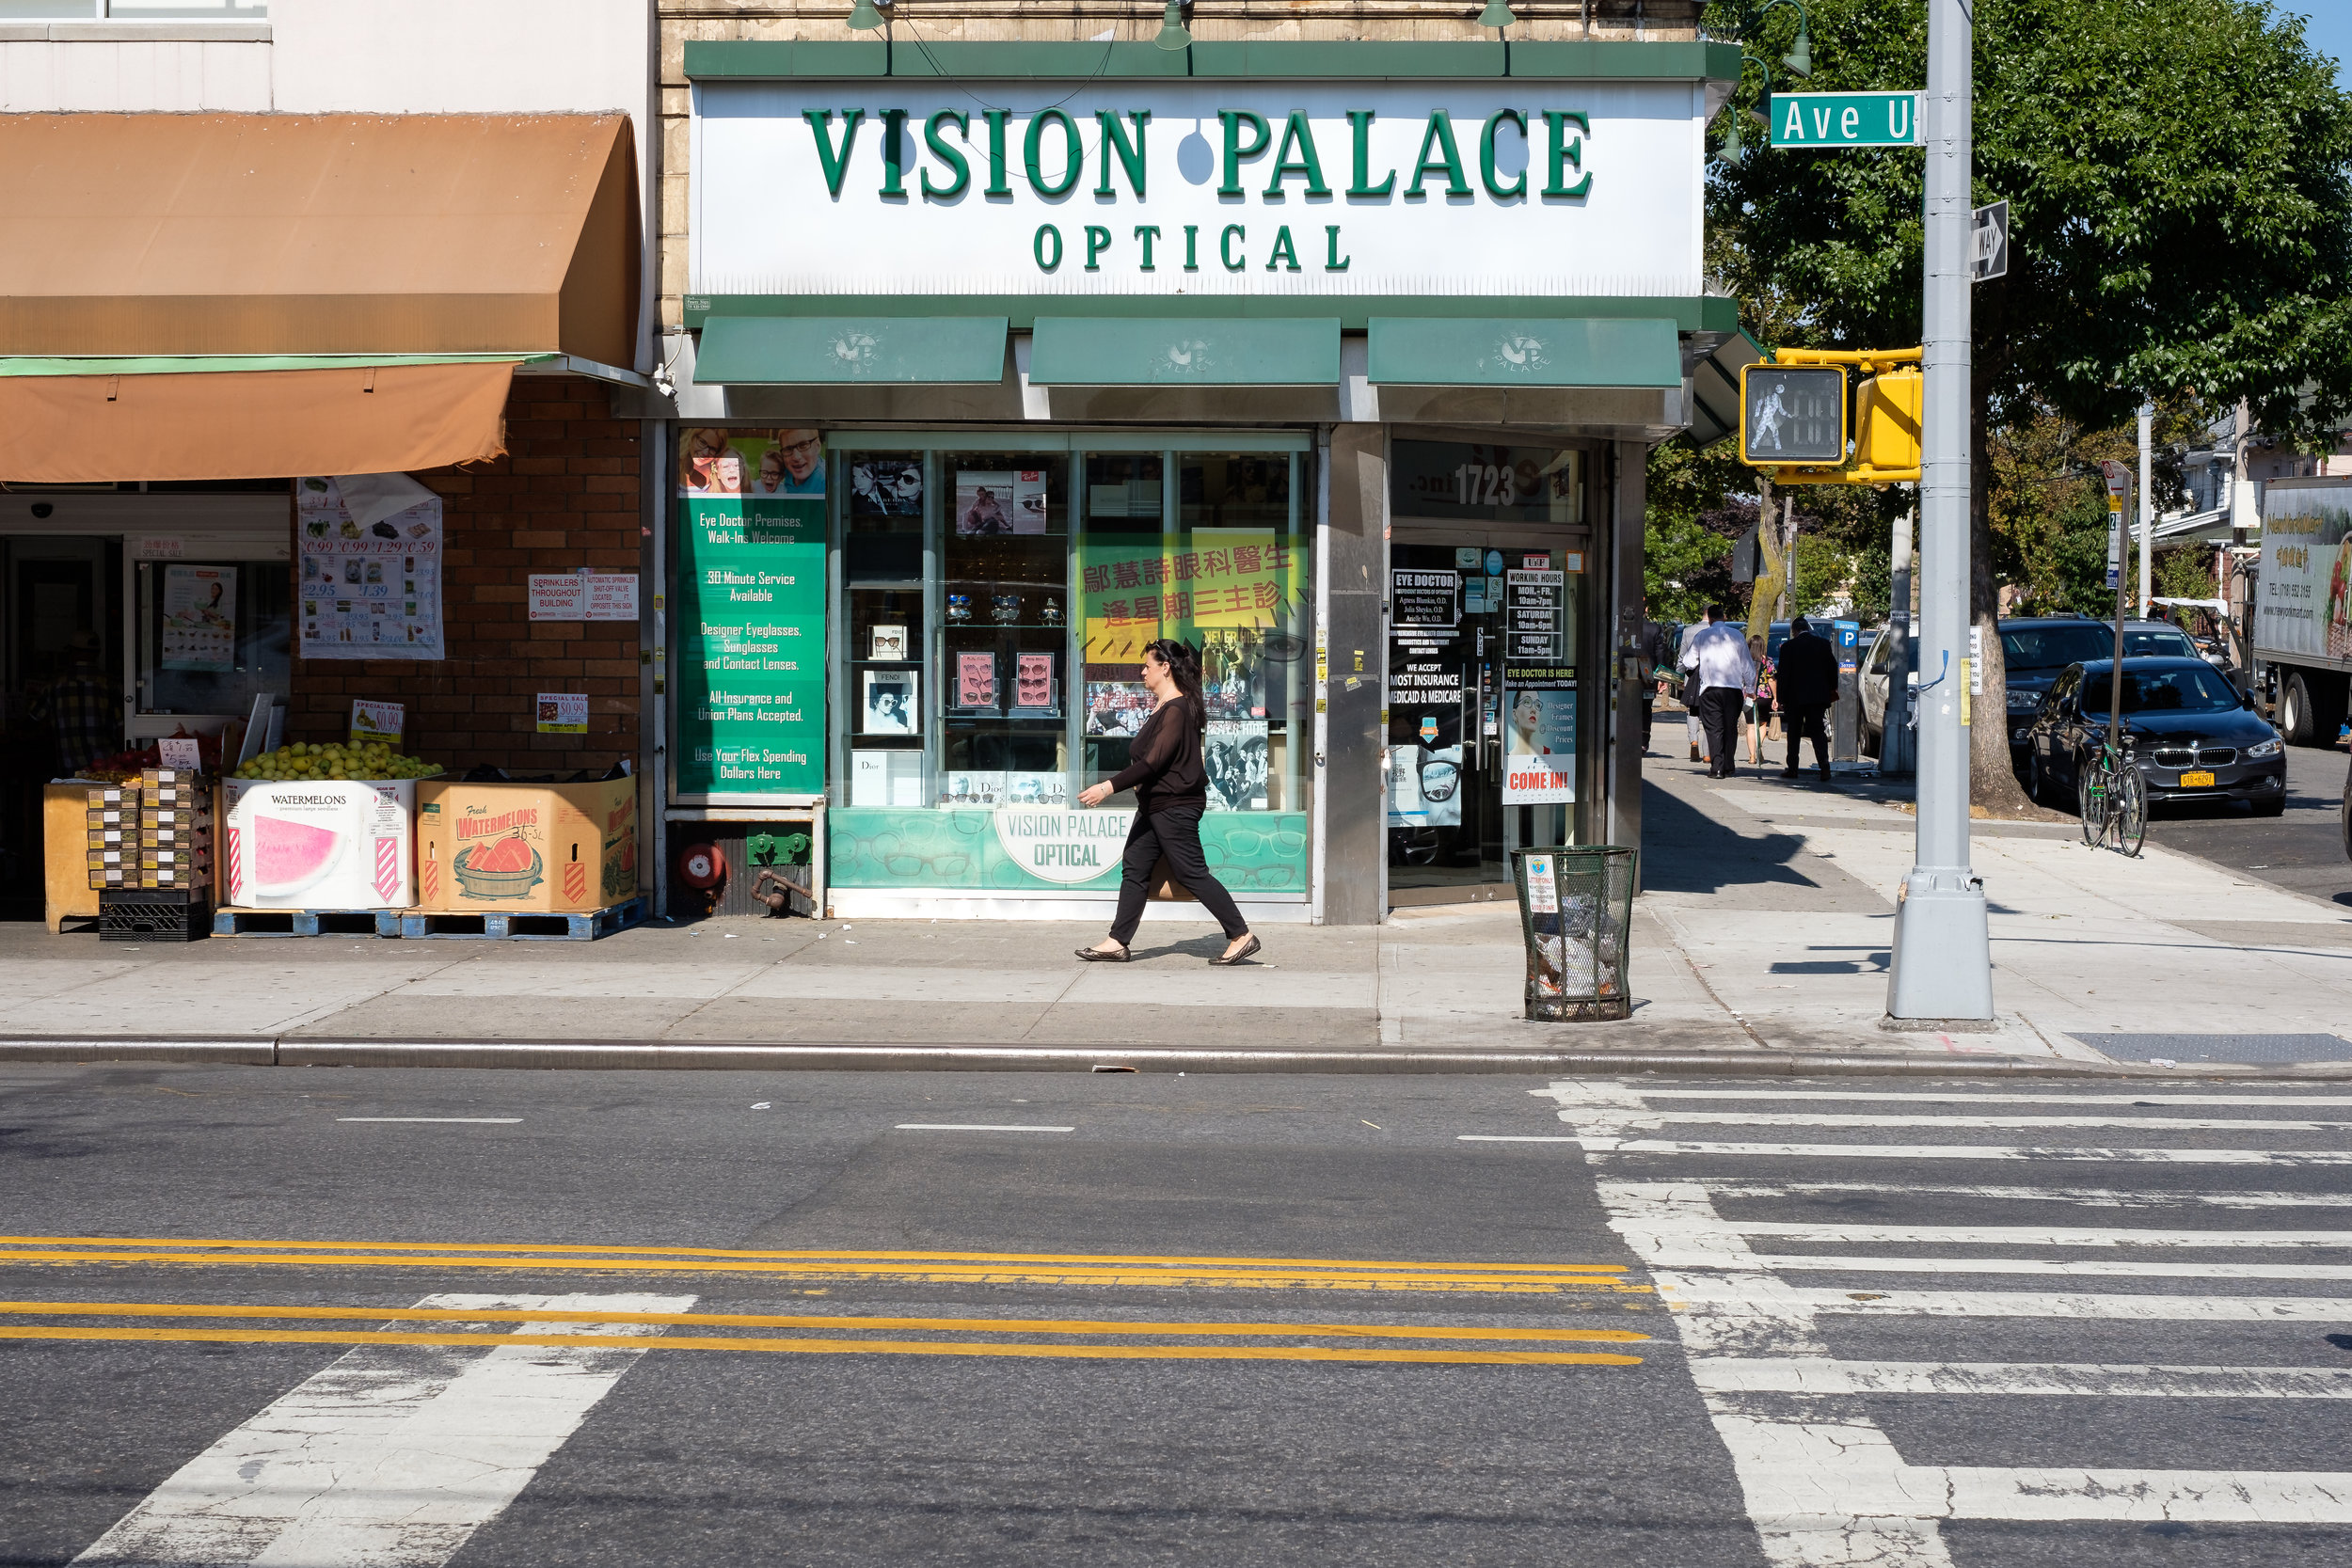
1885,0,1993,1022
2137,400,2154,619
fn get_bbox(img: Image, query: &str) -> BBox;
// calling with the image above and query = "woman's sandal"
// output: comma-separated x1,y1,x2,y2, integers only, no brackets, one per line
1074,942,1131,962
1208,934,1262,966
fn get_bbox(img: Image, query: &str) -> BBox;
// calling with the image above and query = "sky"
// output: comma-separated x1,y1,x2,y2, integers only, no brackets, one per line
2285,6,2352,91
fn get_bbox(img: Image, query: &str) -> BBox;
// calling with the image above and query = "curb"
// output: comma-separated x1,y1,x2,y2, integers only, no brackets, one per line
3,1037,2349,1079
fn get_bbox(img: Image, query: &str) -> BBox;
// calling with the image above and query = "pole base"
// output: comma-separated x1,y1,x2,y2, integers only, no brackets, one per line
1884,878,1993,1021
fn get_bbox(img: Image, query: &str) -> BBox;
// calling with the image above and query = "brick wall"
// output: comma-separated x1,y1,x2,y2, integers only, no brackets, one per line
285,374,644,776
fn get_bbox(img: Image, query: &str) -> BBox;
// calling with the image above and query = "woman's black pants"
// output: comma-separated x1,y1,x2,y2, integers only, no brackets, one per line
1108,800,1249,944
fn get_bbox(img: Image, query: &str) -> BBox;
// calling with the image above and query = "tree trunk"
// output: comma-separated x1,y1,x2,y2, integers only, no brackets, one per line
1968,388,2034,815
1749,490,1789,644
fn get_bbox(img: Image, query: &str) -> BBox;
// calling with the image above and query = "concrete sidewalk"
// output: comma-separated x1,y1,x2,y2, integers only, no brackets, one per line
5,760,2349,1074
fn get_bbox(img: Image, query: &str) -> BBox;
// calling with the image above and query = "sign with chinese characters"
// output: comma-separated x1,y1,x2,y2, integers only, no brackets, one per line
1078,532,1309,662
691,79,1701,300
675,431,829,800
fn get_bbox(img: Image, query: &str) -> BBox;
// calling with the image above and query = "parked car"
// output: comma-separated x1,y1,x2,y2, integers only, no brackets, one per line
2021,656,2287,817
1858,623,1917,757
1999,618,2200,764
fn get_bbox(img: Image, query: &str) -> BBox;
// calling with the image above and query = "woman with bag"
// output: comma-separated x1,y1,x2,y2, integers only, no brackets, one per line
1745,632,1776,768
1073,639,1260,965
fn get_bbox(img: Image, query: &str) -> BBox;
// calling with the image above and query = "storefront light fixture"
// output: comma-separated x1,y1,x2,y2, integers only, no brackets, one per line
847,0,890,32
1477,1,1518,30
1756,0,1814,78
1153,1,1190,52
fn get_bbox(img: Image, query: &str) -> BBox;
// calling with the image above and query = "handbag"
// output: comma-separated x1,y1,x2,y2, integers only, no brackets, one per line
1148,854,1196,902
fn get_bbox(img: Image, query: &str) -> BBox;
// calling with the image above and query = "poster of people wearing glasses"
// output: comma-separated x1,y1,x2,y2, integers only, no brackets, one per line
676,429,826,498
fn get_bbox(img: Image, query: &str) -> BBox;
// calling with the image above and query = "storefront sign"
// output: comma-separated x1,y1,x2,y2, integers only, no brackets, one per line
1504,569,1565,660
692,83,1699,298
1391,569,1461,630
295,477,445,661
675,429,829,800
992,807,1136,885
532,573,642,621
1502,684,1576,803
1079,532,1308,662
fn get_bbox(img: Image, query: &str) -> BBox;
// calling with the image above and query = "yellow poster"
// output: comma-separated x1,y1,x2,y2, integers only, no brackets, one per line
1079,531,1309,662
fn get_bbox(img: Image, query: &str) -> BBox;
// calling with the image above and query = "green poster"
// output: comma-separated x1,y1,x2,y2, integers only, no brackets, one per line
675,494,828,797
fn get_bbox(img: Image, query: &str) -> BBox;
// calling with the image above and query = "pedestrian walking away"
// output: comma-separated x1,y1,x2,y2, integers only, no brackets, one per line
1638,602,1674,752
1676,617,1708,764
1074,638,1259,966
1774,614,1838,781
1744,632,1775,767
1678,606,1756,780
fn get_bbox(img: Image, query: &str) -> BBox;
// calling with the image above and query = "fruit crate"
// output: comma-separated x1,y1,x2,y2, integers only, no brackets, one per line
100,888,213,943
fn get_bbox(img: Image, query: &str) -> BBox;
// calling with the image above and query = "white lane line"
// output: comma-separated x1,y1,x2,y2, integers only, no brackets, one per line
1566,1110,2352,1132
1658,1279,2352,1323
1692,1359,2352,1398
893,1123,1074,1133
1573,1139,2352,1164
1696,1180,2352,1210
1935,1465,2352,1523
338,1117,522,1124
72,1291,689,1568
1460,1135,1581,1142
1661,1220,2352,1250
1566,1089,2352,1108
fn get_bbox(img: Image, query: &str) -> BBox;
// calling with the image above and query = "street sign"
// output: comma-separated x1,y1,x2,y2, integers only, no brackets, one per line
1971,199,2010,281
1740,364,1847,466
2100,459,2131,590
1767,91,1925,149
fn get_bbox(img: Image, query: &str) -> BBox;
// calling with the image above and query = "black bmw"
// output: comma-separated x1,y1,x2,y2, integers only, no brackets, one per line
2022,656,2288,817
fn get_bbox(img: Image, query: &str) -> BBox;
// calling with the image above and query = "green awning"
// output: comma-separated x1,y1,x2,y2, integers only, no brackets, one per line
1029,317,1341,387
1367,317,1682,388
695,315,1007,385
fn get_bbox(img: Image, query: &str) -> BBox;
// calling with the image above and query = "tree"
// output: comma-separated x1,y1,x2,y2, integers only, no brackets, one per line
1706,0,2352,812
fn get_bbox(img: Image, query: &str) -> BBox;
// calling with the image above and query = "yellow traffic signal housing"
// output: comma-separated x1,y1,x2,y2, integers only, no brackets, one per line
1853,369,1923,473
1737,346,1923,485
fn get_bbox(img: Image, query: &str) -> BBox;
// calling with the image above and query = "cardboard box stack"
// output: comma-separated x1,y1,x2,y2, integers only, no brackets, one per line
88,768,215,892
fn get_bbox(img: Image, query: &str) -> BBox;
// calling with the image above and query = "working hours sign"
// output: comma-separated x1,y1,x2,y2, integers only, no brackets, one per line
675,430,830,800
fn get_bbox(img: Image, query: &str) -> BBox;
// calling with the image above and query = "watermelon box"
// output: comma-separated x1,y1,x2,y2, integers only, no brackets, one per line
415,778,637,913
222,778,417,911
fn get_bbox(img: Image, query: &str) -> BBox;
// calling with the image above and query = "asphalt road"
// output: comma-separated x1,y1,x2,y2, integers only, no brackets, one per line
2,1066,2348,1566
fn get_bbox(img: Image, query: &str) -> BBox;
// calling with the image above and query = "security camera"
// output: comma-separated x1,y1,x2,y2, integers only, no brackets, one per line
29,502,52,518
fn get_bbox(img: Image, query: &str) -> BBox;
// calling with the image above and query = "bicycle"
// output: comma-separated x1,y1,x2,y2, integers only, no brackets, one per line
2076,731,2147,856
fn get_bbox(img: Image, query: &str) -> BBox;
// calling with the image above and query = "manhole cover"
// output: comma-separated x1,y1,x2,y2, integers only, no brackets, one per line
2071,1033,2352,1064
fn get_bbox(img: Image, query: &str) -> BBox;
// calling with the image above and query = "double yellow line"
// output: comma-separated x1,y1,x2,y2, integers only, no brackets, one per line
0,1235,1647,1295
0,1301,1647,1366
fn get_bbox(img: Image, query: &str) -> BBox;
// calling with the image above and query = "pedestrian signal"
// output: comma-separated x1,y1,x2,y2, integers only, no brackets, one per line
1740,364,1846,467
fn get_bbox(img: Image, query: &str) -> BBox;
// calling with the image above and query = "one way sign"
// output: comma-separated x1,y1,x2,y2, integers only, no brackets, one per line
1971,199,2010,282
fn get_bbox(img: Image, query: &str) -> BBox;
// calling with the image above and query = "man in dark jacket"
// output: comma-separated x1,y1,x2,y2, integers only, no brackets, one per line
1774,615,1840,781
1637,603,1674,752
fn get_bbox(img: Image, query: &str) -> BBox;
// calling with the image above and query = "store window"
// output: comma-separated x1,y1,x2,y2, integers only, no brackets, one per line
132,541,290,737
814,434,1314,901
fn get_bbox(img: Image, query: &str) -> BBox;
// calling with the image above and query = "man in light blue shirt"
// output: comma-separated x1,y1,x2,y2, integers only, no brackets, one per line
1679,605,1758,779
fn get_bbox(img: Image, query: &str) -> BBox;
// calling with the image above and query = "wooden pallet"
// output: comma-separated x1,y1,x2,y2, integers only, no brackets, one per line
398,896,645,942
213,907,405,938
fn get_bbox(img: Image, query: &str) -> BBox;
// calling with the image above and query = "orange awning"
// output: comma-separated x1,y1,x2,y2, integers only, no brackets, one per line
0,363,516,484
0,112,637,482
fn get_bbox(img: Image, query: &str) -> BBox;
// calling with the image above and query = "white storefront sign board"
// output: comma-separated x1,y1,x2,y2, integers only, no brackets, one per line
692,81,1705,299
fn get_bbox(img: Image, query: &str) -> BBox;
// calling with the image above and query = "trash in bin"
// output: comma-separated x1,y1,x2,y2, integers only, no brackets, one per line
1513,846,1636,1022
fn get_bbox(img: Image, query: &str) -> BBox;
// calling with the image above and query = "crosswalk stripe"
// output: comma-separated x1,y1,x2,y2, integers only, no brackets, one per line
1567,1139,2352,1164
1696,1180,2352,1209
1645,1220,2352,1248
1573,1089,2352,1108
1659,1280,2352,1322
69,1292,685,1568
1691,1359,2352,1398
1662,1253,2352,1280
1567,1110,2352,1132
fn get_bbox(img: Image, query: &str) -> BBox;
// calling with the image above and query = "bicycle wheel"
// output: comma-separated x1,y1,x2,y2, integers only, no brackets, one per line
2077,758,2108,847
2113,758,2148,856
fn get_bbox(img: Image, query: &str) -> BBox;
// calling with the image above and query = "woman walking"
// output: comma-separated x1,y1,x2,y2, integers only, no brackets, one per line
1745,632,1776,768
1074,639,1260,965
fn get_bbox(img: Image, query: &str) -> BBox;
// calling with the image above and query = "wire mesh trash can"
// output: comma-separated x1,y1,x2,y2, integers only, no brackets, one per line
1512,847,1636,1022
